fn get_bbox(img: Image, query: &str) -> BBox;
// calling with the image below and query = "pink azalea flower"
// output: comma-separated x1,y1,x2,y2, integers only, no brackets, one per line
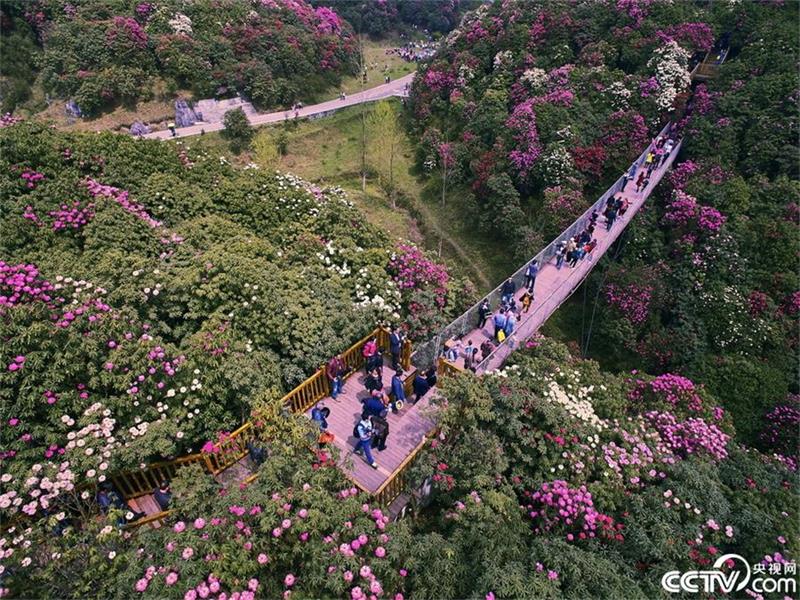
284,574,296,587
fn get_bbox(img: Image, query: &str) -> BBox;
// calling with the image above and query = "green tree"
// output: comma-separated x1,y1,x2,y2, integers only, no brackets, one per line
221,108,254,153
367,100,403,208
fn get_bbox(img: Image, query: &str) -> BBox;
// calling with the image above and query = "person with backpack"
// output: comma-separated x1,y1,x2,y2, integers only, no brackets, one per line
365,367,382,393
477,299,492,329
354,417,378,469
493,309,507,342
569,245,586,268
390,369,405,413
362,390,388,418
246,441,268,466
311,402,330,430
584,239,598,262
366,347,384,379
521,291,533,313
504,311,517,338
326,354,345,400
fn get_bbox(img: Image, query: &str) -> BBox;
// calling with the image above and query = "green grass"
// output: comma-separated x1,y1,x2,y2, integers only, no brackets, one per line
176,101,512,291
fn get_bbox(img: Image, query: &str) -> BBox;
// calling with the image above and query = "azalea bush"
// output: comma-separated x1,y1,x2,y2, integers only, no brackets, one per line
24,0,359,115
405,338,797,597
0,119,472,525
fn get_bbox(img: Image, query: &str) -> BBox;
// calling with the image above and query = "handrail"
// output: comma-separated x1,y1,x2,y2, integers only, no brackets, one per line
373,434,430,506
109,325,411,504
472,121,676,372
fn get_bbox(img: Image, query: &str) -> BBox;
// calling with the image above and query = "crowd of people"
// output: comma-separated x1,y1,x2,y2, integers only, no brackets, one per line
437,133,675,373
312,327,438,470
386,40,437,63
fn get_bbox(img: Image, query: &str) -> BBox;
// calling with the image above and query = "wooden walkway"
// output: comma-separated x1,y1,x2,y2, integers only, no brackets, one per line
304,358,434,494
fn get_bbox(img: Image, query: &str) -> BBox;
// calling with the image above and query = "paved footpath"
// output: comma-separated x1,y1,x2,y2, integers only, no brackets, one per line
144,73,415,141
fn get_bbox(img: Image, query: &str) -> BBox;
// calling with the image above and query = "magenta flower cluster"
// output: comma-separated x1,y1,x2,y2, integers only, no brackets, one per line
0,262,55,312
423,69,456,94
663,191,726,233
656,22,714,53
48,201,95,231
106,16,148,50
0,113,22,128
760,396,800,459
506,99,542,176
668,160,700,191
388,244,449,309
20,168,45,189
523,480,619,541
628,373,704,413
645,411,730,461
85,178,162,229
615,0,655,27
604,282,653,325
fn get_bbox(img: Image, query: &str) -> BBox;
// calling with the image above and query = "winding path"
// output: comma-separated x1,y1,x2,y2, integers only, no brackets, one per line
143,73,415,141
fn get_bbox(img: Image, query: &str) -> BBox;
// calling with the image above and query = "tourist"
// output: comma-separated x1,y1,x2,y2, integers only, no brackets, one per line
463,340,478,371
362,336,378,363
354,417,378,469
500,278,516,305
246,441,268,465
154,481,172,511
477,298,491,328
521,291,533,313
167,122,176,137
584,239,598,261
504,310,517,338
645,150,655,171
525,260,539,293
555,240,568,270
569,245,585,268
426,367,438,388
479,339,495,362
326,353,345,400
618,197,630,217
371,414,389,452
97,482,145,525
635,171,648,193
365,368,382,393
390,369,405,413
311,402,330,430
621,162,637,191
389,326,404,370
661,138,675,166
443,341,459,362
362,390,388,419
493,309,507,342
412,370,430,402
605,205,618,231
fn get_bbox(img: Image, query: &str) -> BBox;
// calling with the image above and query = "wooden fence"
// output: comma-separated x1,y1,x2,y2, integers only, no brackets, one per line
112,325,413,529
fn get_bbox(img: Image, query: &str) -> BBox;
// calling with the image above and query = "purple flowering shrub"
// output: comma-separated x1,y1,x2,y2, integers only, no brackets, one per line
760,394,800,462
35,0,358,115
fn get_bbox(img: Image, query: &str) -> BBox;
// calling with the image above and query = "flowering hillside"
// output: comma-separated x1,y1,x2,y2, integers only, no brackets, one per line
0,119,472,524
1,338,795,598
9,0,358,115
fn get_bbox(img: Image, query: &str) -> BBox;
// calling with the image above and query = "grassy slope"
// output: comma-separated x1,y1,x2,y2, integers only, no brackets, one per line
176,100,512,290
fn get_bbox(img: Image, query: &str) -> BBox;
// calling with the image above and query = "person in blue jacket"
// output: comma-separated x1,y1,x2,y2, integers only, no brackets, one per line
413,370,430,403
390,369,405,414
389,326,404,370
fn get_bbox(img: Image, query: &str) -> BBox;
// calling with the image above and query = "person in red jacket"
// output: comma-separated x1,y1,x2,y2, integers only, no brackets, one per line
327,354,345,400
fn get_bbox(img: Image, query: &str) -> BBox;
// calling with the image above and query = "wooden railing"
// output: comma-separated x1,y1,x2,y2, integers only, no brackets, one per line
113,324,413,523
437,356,464,378
373,434,429,506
